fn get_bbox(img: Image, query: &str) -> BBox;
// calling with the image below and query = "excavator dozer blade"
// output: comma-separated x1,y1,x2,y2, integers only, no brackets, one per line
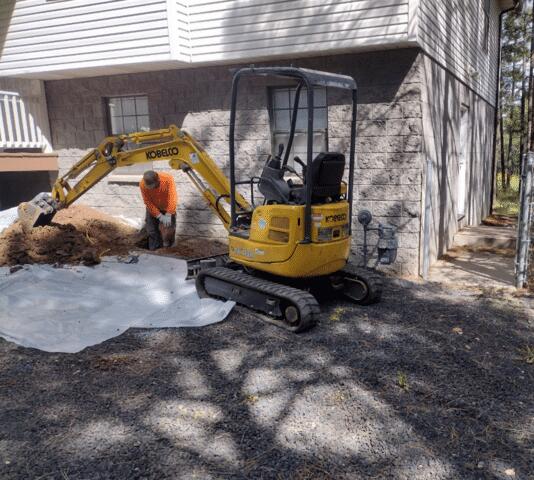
17,193,58,232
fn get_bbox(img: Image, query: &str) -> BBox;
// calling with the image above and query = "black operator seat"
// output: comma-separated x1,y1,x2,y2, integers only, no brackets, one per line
311,152,345,201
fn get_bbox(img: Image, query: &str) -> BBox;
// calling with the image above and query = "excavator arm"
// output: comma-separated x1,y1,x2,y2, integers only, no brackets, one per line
18,125,251,231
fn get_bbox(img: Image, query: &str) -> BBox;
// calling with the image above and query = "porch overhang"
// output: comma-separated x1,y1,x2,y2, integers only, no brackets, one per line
0,153,58,172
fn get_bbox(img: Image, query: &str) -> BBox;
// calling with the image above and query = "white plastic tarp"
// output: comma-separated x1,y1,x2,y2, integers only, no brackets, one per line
0,254,234,353
0,207,18,234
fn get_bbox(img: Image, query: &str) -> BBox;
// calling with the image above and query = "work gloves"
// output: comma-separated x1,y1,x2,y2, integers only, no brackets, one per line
157,213,173,227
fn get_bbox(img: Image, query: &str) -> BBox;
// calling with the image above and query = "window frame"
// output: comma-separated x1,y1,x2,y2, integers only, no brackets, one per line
267,85,328,163
105,94,150,137
104,94,151,179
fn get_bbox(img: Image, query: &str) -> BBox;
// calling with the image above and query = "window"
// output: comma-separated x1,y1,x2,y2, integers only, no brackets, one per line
269,86,327,164
107,96,149,136
107,95,150,175
482,0,490,52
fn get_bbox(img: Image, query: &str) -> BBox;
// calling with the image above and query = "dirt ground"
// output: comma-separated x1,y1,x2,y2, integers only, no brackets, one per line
0,246,533,479
0,209,532,479
0,205,227,267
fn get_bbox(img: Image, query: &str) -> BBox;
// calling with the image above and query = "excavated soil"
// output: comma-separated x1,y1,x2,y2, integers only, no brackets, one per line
157,237,228,259
0,205,228,267
0,206,141,267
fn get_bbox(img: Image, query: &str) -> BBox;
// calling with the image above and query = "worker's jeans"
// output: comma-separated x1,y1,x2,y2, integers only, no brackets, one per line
145,210,176,250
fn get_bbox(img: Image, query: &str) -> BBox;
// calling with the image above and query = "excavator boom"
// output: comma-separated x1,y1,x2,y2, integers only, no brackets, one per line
18,125,250,231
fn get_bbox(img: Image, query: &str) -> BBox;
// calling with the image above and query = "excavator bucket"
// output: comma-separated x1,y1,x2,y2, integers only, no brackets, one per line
17,193,58,232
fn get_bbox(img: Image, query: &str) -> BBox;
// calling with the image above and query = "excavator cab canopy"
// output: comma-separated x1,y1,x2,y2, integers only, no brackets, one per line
228,66,358,243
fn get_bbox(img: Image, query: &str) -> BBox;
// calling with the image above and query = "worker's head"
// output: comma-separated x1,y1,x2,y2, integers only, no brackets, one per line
143,170,159,189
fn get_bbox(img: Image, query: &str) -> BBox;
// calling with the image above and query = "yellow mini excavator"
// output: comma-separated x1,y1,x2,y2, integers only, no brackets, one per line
17,67,398,332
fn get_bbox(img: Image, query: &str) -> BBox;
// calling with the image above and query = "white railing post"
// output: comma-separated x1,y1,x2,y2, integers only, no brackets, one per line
0,90,47,150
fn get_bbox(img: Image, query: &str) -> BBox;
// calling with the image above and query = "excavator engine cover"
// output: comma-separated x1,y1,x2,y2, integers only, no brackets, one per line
17,193,58,232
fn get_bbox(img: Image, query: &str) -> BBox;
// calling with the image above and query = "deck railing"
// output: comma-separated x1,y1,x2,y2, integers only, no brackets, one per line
0,90,49,150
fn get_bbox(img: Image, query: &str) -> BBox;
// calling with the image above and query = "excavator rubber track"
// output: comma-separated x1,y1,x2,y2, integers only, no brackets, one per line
196,266,320,333
338,263,383,305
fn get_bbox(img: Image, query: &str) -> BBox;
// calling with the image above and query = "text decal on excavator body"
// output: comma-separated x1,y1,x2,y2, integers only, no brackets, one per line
145,147,179,160
325,213,347,223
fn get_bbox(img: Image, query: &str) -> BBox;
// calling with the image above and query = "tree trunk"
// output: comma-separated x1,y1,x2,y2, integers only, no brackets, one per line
519,54,528,169
529,8,534,151
506,63,517,189
500,103,506,190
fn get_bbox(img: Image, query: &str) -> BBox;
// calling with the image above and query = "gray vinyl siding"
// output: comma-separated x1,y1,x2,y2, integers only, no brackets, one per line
417,0,501,105
187,0,411,62
0,0,173,78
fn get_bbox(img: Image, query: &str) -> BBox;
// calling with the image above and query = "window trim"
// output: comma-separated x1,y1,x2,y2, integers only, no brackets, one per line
105,94,150,137
104,94,151,179
268,85,329,160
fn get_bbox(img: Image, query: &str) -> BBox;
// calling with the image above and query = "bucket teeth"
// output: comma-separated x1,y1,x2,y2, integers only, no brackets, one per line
17,193,58,232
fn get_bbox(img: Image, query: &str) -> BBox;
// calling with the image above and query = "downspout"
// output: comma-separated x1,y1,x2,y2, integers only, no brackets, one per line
490,3,519,212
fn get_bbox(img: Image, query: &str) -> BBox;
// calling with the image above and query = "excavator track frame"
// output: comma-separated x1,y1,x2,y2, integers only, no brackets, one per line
196,266,320,333
190,258,383,333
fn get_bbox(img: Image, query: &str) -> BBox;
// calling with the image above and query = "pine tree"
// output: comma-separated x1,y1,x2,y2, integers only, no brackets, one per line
499,5,532,189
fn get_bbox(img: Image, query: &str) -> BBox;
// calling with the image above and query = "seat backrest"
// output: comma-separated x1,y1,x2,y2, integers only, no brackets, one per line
311,152,345,200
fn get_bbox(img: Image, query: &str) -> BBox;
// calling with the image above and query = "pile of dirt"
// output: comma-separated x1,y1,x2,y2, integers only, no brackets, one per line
0,204,229,267
159,237,228,259
0,205,142,267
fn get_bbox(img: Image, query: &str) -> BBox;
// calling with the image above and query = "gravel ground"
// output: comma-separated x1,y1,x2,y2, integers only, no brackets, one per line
0,275,533,479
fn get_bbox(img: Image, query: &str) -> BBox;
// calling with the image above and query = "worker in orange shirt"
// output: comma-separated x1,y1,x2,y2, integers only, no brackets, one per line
140,170,178,250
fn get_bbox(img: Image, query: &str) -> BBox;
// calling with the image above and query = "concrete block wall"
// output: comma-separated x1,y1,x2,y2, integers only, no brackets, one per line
46,48,424,275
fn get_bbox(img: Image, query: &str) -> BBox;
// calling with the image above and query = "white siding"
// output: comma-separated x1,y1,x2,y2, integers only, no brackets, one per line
0,0,509,94
417,0,502,104
187,0,411,63
177,1,191,62
0,0,177,79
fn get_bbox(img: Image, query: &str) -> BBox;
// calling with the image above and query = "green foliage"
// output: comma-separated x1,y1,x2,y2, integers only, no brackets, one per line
519,345,534,364
494,173,520,215
397,371,409,391
498,7,533,182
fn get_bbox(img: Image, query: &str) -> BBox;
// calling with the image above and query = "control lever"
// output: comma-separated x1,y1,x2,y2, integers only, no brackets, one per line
283,164,298,175
283,163,303,182
277,143,285,160
293,156,307,178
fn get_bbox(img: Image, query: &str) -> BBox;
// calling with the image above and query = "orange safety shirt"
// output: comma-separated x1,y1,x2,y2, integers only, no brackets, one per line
139,172,178,218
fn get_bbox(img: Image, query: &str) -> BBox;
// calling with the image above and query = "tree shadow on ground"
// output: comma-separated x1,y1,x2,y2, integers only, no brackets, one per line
0,274,532,479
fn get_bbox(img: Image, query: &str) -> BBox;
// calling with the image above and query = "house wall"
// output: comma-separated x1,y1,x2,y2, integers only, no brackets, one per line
187,0,412,63
0,0,175,79
417,0,502,104
420,54,494,271
46,49,424,276
0,0,416,80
